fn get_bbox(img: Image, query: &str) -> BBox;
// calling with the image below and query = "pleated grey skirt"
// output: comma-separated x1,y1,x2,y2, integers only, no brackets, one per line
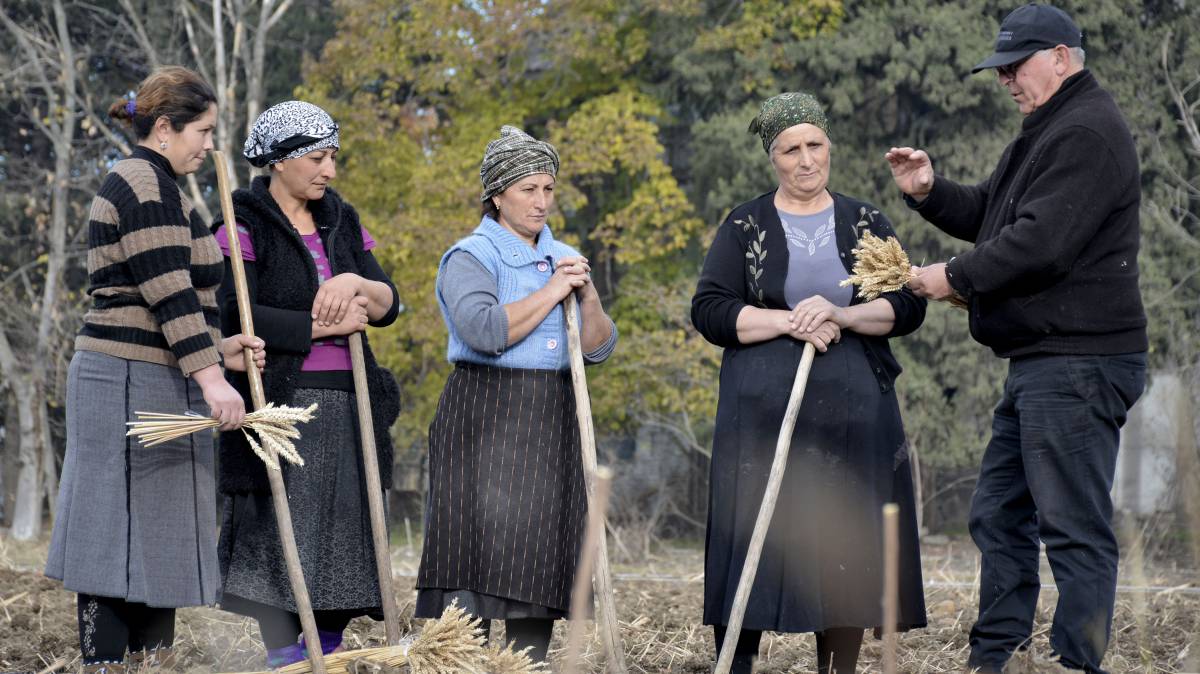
45,350,218,608
218,387,383,617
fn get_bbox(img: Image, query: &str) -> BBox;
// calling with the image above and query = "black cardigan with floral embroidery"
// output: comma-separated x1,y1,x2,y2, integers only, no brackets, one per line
691,190,926,393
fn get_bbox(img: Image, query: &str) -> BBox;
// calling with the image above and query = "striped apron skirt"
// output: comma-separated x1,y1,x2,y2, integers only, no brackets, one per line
416,363,587,616
46,350,218,608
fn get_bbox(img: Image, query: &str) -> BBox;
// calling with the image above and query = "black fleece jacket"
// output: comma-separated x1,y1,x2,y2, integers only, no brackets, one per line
211,177,401,494
910,70,1147,358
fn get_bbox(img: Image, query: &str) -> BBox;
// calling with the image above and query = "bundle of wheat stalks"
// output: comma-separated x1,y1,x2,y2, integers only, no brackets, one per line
840,231,966,308
264,602,542,674
125,403,317,470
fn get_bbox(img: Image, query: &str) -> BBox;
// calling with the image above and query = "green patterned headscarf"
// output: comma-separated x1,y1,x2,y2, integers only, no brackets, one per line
748,92,830,154
479,125,560,201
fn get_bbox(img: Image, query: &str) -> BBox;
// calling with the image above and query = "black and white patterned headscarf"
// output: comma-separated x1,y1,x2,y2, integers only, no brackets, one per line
243,101,340,168
479,125,560,201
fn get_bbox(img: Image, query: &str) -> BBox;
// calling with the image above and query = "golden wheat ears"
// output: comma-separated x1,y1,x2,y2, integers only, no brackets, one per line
269,599,544,674
125,403,317,470
840,230,966,308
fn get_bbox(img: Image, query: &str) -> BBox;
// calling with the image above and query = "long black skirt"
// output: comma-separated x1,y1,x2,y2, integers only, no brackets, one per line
217,387,383,618
704,334,926,634
416,363,587,617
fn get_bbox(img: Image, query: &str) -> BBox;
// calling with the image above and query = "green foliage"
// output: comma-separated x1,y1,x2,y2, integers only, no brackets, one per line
297,0,1200,529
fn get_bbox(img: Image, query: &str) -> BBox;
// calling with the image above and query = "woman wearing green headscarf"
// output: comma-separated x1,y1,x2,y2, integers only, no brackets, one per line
691,93,928,673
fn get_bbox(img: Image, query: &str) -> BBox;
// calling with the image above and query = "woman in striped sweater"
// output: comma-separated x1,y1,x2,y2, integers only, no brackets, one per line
45,66,263,674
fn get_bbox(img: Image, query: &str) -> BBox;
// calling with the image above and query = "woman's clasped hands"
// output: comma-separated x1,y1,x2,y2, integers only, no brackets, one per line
546,256,595,302
310,273,370,337
785,295,845,352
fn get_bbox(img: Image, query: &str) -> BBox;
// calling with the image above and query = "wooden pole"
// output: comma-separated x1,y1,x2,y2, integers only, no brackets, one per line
563,294,627,673
564,465,615,672
882,503,900,674
348,332,401,645
212,150,327,674
715,342,817,674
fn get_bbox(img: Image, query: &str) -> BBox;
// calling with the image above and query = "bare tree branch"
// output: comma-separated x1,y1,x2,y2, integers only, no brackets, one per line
117,0,161,68
180,1,213,85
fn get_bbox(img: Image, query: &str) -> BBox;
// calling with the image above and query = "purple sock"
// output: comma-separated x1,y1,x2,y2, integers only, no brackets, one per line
301,628,343,656
266,643,305,669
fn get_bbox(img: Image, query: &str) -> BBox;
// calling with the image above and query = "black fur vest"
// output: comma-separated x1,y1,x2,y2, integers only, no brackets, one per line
212,177,400,494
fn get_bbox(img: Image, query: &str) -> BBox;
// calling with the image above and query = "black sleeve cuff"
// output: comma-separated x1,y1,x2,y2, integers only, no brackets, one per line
368,283,401,328
250,304,314,354
945,256,973,297
880,288,926,338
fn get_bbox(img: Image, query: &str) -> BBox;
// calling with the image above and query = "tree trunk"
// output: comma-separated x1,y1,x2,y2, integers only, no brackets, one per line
41,398,58,520
10,380,43,541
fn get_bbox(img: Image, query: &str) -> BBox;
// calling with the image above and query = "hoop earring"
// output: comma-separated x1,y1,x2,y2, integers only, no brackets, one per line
159,141,167,151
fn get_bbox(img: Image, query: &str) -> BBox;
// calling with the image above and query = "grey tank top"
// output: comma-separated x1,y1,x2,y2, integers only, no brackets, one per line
778,206,853,309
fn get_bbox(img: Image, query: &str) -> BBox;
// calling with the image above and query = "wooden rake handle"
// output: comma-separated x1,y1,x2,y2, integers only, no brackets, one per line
563,293,627,673
347,331,401,645
714,341,817,674
213,150,327,674
565,465,615,671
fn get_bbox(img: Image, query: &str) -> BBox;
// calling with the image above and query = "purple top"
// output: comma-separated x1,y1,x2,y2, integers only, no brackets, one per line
215,223,377,371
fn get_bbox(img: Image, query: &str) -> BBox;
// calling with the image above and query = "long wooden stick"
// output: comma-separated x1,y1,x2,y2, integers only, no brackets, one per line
565,465,615,671
347,331,401,645
563,293,627,673
715,341,817,674
212,150,327,674
882,503,900,674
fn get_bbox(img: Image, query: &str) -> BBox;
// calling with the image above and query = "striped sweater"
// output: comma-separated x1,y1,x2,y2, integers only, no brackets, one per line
75,146,223,375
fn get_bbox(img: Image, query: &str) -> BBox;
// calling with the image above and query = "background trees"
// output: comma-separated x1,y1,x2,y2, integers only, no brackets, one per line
1,0,1197,543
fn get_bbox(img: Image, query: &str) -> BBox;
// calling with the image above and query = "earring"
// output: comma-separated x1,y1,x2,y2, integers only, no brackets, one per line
159,141,167,150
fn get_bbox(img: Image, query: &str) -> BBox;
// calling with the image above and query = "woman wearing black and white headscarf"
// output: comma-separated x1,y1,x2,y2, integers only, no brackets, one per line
414,126,618,664
211,100,401,667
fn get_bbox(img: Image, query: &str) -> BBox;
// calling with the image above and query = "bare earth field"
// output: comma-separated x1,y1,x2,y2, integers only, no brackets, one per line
1,537,1197,673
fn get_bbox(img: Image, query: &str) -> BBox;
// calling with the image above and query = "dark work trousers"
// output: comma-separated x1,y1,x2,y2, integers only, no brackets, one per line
966,353,1145,674
76,593,175,664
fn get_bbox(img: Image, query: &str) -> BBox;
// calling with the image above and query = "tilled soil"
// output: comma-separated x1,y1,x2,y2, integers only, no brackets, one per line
1,541,1197,673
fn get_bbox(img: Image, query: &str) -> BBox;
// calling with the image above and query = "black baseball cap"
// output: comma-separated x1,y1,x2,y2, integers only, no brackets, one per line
971,3,1082,74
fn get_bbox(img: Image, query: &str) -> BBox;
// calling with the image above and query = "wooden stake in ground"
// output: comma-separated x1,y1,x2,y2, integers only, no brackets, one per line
715,342,817,674
563,293,627,673
213,150,327,674
565,465,616,671
882,502,900,674
347,331,401,645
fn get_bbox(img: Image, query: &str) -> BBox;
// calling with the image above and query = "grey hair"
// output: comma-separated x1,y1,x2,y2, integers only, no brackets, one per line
1037,46,1085,67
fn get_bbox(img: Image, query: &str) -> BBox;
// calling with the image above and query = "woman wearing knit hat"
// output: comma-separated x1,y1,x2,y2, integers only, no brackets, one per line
690,92,928,673
211,100,401,668
415,125,618,664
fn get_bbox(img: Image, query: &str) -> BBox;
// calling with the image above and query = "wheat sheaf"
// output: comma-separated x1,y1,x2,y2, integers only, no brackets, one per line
840,231,966,308
125,402,317,470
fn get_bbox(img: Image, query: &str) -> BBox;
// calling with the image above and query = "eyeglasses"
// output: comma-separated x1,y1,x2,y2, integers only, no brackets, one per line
996,53,1034,80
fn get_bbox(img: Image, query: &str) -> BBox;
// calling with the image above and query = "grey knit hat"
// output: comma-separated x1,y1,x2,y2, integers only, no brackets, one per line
479,125,560,201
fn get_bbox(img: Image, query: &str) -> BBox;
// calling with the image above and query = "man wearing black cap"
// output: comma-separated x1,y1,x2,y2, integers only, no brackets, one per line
884,4,1147,674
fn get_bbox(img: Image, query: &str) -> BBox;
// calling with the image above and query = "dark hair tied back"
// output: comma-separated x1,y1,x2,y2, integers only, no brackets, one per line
481,199,500,220
107,66,216,141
